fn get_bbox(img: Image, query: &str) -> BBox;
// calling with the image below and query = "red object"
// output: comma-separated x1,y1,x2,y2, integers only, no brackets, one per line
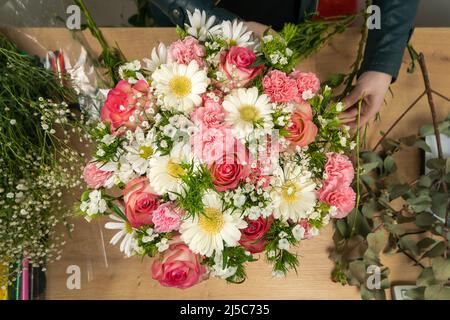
316,0,358,18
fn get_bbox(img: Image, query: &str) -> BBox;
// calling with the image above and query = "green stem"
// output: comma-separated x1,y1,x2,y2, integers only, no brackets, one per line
350,98,363,237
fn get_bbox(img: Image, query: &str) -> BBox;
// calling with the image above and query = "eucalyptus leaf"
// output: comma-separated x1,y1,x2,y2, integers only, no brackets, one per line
417,267,437,287
424,285,450,300
423,241,446,258
384,155,397,174
348,260,366,284
426,158,446,171
362,162,380,174
431,257,450,282
415,212,435,227
417,238,436,250
413,139,432,152
388,184,410,200
431,192,448,218
399,235,420,257
405,286,425,300
362,199,379,219
367,231,388,254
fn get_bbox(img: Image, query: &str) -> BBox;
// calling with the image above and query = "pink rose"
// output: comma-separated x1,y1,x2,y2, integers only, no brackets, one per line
83,162,112,189
151,203,184,233
151,237,207,289
286,103,318,147
218,46,264,89
168,36,205,67
318,180,356,219
325,152,355,186
262,70,298,103
291,71,320,103
210,143,251,192
239,216,273,253
100,80,151,133
123,177,159,228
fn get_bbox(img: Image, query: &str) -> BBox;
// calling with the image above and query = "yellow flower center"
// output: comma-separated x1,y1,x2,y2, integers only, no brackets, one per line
139,146,154,159
281,181,300,203
169,75,192,98
198,208,225,235
124,222,133,234
239,104,260,123
166,159,186,178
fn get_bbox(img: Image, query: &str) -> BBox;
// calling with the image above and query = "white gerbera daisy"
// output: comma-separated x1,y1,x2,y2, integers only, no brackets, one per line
223,87,273,139
185,9,216,41
147,142,192,197
104,214,136,257
270,163,317,222
151,61,208,113
212,20,254,47
180,191,247,257
144,43,167,72
124,128,158,175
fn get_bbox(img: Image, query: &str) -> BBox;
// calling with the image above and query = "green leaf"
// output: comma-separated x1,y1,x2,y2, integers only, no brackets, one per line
361,151,383,169
325,73,345,88
335,219,348,237
348,260,366,284
415,212,435,227
431,192,448,218
384,155,397,174
424,285,450,300
408,196,432,213
399,235,420,257
362,199,379,219
367,231,388,254
426,158,446,171
405,287,425,300
361,162,380,174
388,184,410,200
413,139,432,152
420,123,434,136
423,241,446,258
417,267,436,287
431,257,450,281
417,238,436,250
418,176,432,188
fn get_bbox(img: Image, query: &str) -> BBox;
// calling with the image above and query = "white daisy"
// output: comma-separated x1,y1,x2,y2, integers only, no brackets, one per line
185,9,216,41
80,190,107,216
212,20,254,47
151,61,208,113
270,163,317,222
104,214,137,257
148,142,192,197
144,43,167,72
223,87,273,139
124,128,158,175
180,191,247,257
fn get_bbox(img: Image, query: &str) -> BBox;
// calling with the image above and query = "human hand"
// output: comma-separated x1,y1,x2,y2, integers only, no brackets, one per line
339,71,392,128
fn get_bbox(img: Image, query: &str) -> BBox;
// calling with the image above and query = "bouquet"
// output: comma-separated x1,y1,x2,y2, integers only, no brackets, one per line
79,10,356,289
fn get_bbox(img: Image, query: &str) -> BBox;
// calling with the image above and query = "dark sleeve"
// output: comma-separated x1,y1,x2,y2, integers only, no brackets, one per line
359,0,420,81
149,0,238,26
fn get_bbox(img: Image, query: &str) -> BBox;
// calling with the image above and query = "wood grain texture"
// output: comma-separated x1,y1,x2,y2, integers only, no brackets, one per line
2,27,449,300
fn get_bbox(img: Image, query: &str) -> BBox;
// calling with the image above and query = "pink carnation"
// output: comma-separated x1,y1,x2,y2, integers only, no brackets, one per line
262,70,298,103
190,126,232,164
191,93,226,129
168,36,205,67
152,203,184,233
324,152,355,186
290,71,320,103
83,162,112,189
319,180,356,219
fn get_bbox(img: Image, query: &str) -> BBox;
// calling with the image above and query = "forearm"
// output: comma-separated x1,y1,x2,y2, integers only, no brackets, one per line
149,0,238,26
360,0,420,81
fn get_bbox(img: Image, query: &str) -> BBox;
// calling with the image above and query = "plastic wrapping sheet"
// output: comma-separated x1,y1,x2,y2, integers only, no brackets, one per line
0,0,108,118
0,0,112,297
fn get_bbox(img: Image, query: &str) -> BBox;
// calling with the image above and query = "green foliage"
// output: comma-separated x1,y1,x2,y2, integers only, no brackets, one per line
330,114,450,299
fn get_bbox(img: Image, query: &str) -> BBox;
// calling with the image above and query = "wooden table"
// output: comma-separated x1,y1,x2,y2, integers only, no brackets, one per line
3,27,449,300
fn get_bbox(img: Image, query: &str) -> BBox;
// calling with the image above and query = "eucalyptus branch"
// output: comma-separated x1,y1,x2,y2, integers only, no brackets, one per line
372,91,426,151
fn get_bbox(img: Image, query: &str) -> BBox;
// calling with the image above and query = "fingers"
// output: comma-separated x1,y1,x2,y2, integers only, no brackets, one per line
342,87,363,111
